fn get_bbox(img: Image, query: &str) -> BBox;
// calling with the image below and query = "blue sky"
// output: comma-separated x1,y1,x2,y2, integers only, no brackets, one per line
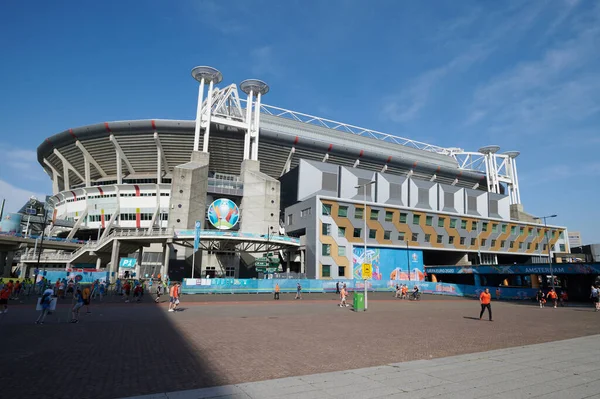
0,0,598,243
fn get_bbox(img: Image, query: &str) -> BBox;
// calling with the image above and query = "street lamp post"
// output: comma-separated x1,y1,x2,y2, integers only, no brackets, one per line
539,214,558,291
355,181,376,311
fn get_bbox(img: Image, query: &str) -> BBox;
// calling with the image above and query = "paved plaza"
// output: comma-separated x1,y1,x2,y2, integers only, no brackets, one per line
1,293,599,398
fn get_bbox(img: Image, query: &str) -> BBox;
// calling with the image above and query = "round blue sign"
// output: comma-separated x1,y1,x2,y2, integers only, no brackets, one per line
207,198,240,230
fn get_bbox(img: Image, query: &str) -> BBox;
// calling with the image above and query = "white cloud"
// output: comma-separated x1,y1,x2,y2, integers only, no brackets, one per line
0,143,46,181
0,179,47,215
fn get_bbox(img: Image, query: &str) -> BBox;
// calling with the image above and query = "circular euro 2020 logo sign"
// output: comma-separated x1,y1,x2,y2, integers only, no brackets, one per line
207,198,240,230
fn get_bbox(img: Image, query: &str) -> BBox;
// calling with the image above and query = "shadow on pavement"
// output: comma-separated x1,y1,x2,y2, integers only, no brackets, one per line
0,296,222,399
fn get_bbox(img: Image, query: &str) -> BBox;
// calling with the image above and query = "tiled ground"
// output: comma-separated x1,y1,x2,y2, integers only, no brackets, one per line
1,293,599,399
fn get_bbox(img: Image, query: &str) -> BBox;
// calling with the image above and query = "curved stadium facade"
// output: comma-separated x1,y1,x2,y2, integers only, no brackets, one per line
33,68,568,282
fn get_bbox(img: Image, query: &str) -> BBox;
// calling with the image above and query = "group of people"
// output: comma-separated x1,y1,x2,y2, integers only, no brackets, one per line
394,284,420,300
535,288,569,309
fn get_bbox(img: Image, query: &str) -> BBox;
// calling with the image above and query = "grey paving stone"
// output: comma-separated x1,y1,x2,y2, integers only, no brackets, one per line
166,386,244,399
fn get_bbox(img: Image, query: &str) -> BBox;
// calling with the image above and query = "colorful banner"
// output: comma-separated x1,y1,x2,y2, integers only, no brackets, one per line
180,278,537,300
352,247,424,281
425,263,600,275
42,270,109,284
0,213,22,233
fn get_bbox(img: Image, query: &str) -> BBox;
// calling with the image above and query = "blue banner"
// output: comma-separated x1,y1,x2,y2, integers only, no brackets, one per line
119,258,137,268
180,278,537,300
425,263,600,275
194,221,201,251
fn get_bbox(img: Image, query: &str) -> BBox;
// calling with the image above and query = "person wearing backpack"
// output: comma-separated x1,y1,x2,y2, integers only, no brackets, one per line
36,289,54,324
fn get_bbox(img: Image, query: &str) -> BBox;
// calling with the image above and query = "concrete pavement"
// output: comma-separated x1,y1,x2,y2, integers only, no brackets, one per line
123,334,600,399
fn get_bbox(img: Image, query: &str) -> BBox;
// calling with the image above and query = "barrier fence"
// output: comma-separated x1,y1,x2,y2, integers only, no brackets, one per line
182,278,538,300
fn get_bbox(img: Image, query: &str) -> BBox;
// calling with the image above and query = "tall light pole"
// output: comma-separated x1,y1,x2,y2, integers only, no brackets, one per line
538,214,558,291
355,180,376,311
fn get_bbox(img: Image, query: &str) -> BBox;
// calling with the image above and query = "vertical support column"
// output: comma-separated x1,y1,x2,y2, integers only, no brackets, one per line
286,250,291,274
300,249,305,275
84,160,91,187
116,151,122,185
202,80,215,153
193,78,206,152
96,257,102,270
162,242,171,280
512,157,521,204
243,90,254,160
52,169,59,195
110,239,120,283
156,144,162,184
251,91,262,160
62,162,70,190
136,246,143,279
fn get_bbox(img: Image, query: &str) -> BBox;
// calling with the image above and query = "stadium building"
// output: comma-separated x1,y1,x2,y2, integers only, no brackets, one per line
26,66,569,284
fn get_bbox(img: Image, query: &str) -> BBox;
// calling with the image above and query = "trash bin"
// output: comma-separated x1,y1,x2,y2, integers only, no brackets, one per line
353,292,365,311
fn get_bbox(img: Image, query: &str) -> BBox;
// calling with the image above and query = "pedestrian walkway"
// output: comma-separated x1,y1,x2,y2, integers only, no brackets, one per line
124,334,600,399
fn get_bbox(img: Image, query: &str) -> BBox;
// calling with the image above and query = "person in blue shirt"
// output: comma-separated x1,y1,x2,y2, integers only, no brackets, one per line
71,289,84,323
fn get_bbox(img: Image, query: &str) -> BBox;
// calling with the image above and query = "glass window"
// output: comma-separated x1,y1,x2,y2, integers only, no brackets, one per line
501,240,506,248
300,208,312,218
519,227,524,235
527,242,531,250
471,238,476,246
354,207,364,219
448,236,455,244
322,265,331,278
552,230,557,239
543,244,548,251
322,223,331,236
425,234,431,243
450,219,457,229
353,228,362,238
385,211,394,222
398,232,405,241
438,217,445,227
481,238,487,246
413,215,420,225
338,206,348,217
518,242,523,250
399,213,407,223
411,233,419,241
437,235,443,244
370,209,379,220
538,229,542,237
426,216,433,226
511,226,516,235
502,224,507,233
491,239,496,247
322,244,331,256
482,222,488,232
528,228,533,236
383,230,391,240
535,243,539,250
338,266,345,277
322,204,331,215
287,214,293,225
338,246,346,256
369,229,377,239
471,221,477,231
461,220,467,229
460,237,465,245
559,244,566,252
338,227,346,237
492,224,498,233
510,241,514,248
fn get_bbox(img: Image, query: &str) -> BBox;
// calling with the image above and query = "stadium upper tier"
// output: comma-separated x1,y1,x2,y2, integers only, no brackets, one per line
37,116,486,191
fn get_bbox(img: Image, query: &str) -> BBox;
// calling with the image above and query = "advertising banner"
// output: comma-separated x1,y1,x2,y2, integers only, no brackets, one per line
353,247,424,281
425,263,600,275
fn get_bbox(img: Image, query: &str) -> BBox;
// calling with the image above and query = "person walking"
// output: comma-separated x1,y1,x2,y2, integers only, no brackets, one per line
295,282,303,300
155,282,162,303
479,288,492,321
495,287,501,300
36,288,54,324
168,282,180,312
591,285,599,312
335,281,340,295
71,289,84,323
82,285,92,314
339,285,348,307
274,283,280,300
0,285,10,313
536,289,546,308
547,288,558,309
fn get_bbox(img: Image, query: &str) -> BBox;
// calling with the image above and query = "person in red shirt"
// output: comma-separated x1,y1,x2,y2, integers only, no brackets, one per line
479,288,492,321
0,286,10,313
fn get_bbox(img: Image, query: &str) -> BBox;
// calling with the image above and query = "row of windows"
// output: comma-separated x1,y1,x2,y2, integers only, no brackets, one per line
59,192,170,205
87,213,169,222
91,179,172,186
321,265,346,278
321,224,566,252
321,204,560,239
